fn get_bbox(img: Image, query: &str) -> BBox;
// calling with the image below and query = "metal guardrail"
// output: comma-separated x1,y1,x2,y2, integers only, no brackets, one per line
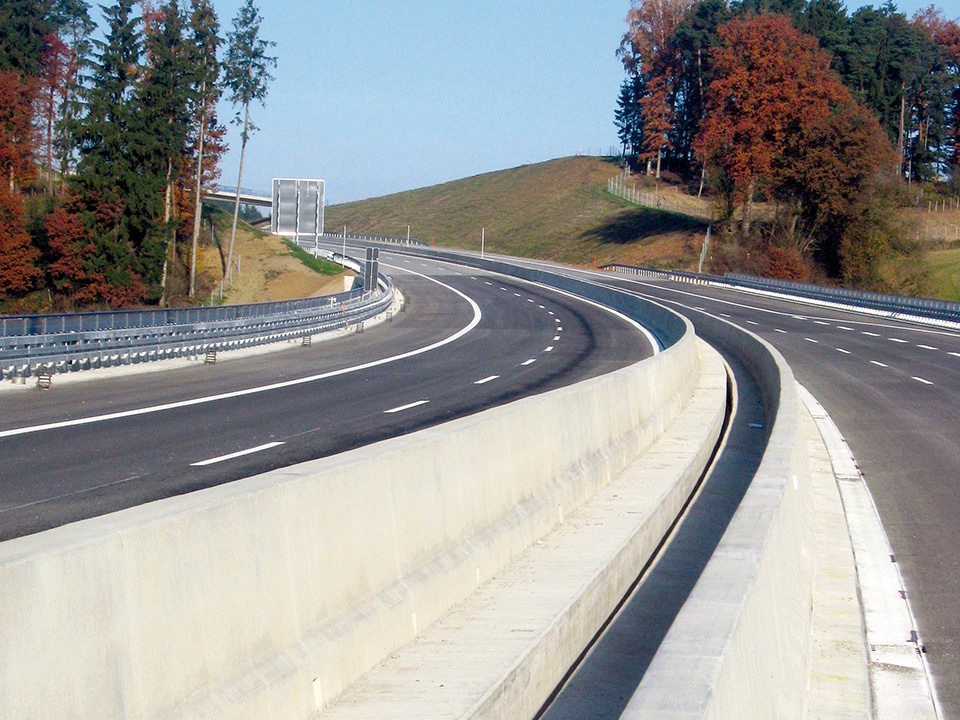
0,255,394,380
317,232,427,247
600,263,960,326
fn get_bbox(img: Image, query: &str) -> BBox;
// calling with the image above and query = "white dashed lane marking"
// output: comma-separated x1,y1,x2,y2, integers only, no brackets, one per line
837,348,851,354
191,442,285,467
474,376,499,385
521,359,536,366
805,338,819,344
545,346,554,352
862,331,880,337
775,329,787,334
912,376,934,385
838,326,854,331
384,400,430,414
917,344,938,351
871,361,889,368
890,338,908,344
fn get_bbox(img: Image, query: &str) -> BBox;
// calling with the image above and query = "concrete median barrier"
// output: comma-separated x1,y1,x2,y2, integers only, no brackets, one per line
621,313,815,720
0,295,727,720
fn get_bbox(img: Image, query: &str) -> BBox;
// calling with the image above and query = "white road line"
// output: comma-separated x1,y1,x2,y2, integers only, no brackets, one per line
805,338,819,343
792,315,807,320
719,313,731,318
917,344,938,350
191,441,285,467
912,376,933,385
527,298,534,303
521,359,536,366
514,293,522,297
501,287,508,291
553,335,560,341
814,321,831,326
838,326,854,331
474,375,499,385
557,326,563,331
950,352,960,358
0,265,484,440
871,361,889,368
746,320,758,326
775,329,787,334
890,338,908,343
545,346,554,352
837,348,851,354
538,304,545,309
453,271,462,275
862,331,880,337
555,318,561,323
485,281,492,285
548,311,555,315
384,400,429,414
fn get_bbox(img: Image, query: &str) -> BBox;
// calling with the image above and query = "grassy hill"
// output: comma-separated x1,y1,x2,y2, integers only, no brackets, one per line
325,156,708,269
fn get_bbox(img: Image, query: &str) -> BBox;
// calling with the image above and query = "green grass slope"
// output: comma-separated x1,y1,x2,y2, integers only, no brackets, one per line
325,156,707,268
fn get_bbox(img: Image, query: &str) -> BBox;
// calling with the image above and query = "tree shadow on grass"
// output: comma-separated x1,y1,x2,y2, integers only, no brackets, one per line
584,208,707,245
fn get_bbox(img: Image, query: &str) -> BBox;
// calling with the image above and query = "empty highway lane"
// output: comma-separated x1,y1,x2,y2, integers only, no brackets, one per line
0,254,649,540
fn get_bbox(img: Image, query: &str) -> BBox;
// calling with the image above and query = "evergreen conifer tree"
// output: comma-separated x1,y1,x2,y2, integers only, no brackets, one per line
223,0,275,283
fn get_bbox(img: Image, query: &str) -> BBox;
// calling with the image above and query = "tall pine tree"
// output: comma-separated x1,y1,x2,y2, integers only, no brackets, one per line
223,0,275,284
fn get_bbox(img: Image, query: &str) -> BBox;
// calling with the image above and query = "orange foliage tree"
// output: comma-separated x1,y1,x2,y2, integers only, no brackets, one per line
0,187,41,298
621,0,692,176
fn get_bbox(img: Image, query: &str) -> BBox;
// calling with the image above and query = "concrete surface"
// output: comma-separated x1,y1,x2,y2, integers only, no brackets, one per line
621,317,814,720
800,385,939,720
319,339,726,719
0,305,705,720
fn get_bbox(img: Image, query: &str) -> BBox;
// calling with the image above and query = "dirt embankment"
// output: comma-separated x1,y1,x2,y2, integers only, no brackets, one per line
197,219,353,305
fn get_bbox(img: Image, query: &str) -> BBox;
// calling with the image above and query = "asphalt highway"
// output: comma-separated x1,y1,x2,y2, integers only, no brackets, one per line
507,258,960,718
0,252,649,541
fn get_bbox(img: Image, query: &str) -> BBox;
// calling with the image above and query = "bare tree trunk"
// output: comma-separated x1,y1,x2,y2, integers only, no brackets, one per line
46,86,54,195
226,103,250,285
897,84,906,175
190,83,208,298
655,150,662,179
741,179,755,236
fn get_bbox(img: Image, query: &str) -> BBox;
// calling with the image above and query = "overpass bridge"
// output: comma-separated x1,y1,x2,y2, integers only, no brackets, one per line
203,184,272,208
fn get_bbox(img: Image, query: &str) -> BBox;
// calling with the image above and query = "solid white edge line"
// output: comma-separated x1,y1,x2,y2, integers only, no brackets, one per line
1,264,483,439
191,441,285,467
384,400,430,414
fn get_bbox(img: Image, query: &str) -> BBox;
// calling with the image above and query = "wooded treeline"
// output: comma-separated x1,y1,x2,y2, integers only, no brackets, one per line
0,0,274,311
615,0,960,287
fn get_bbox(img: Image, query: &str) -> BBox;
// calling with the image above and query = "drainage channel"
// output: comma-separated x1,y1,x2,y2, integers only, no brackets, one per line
536,340,770,720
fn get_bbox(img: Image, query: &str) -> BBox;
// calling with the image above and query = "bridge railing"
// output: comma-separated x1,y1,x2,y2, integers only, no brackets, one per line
600,262,960,326
0,255,394,380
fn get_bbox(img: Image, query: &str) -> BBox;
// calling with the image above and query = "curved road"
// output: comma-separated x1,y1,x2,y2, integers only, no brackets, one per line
502,256,960,717
0,253,649,540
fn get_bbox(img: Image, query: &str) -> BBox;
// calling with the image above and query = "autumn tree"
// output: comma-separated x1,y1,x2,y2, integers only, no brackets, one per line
697,14,852,233
223,0,276,284
0,188,42,299
621,0,692,176
185,0,223,297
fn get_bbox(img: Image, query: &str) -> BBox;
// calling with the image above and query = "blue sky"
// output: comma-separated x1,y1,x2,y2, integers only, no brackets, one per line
202,0,949,204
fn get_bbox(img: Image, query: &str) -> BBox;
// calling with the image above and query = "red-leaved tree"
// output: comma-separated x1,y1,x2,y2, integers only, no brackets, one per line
0,187,42,299
696,14,850,233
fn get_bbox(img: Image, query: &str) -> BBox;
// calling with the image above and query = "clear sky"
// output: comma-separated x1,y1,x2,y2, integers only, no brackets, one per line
199,0,950,205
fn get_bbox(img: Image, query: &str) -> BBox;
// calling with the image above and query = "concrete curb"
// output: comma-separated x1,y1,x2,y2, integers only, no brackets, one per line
798,385,940,720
